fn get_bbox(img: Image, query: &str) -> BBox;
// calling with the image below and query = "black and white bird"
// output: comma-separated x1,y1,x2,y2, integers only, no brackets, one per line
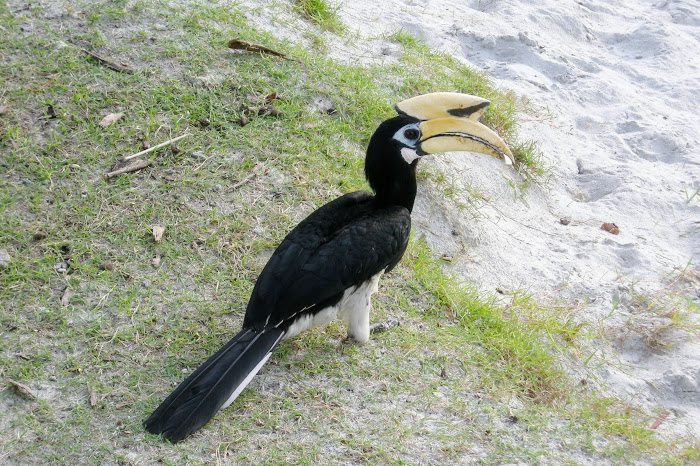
144,92,513,443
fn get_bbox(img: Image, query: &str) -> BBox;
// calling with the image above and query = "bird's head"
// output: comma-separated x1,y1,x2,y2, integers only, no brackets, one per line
365,92,513,209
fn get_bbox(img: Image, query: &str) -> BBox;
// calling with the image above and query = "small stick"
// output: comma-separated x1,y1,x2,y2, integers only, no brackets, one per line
9,379,37,400
103,159,152,179
121,133,190,162
232,163,264,189
649,411,670,430
227,39,298,62
82,49,134,73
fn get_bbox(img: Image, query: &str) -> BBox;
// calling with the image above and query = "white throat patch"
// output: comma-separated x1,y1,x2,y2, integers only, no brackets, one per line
401,147,420,164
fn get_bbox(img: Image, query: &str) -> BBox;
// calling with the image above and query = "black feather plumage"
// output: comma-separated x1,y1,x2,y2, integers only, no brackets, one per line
144,116,420,442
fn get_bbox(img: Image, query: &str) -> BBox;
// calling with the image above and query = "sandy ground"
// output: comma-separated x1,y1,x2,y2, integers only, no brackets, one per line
246,0,700,437
317,0,700,438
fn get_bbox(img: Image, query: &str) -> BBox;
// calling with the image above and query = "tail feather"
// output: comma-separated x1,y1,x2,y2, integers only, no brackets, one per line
144,327,284,443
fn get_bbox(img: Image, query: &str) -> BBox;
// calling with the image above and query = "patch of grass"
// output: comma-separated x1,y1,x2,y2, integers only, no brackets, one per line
386,29,421,49
294,0,345,34
408,239,569,403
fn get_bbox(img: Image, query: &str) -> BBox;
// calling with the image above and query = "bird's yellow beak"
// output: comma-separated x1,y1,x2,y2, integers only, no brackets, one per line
395,92,514,165
418,117,513,164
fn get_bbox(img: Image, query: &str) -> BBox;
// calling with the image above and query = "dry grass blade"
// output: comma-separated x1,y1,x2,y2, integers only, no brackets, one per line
121,133,190,162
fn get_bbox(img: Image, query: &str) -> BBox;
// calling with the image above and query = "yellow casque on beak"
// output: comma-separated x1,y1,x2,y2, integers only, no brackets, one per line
396,92,514,165
419,117,514,165
395,92,491,121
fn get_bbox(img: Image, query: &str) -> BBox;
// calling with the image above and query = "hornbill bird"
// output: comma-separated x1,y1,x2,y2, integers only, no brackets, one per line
144,92,514,443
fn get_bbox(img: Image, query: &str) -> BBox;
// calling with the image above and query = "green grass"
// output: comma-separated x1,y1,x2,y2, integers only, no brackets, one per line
0,0,694,463
294,0,346,33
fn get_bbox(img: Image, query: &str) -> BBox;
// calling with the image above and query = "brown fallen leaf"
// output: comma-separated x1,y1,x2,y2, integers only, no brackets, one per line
152,225,165,243
0,105,10,115
99,112,124,128
9,379,37,400
89,386,97,407
151,247,161,268
265,91,278,103
257,105,283,117
33,230,48,241
601,222,620,235
228,39,287,57
61,287,76,307
227,39,301,63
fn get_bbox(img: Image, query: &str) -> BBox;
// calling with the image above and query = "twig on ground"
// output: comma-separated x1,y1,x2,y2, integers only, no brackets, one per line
227,39,300,63
649,411,670,429
103,159,152,179
232,162,264,189
81,49,134,73
121,133,190,162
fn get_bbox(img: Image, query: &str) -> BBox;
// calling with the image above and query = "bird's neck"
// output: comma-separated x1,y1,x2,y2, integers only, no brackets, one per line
371,165,417,212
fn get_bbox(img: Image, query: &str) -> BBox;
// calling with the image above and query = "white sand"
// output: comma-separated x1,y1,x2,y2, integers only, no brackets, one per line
250,0,700,437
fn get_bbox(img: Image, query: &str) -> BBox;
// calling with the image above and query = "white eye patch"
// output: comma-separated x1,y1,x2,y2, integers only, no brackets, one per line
393,123,421,146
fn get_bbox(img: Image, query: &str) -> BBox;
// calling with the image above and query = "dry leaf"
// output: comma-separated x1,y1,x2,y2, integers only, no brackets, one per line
89,386,97,407
61,287,76,307
99,112,124,128
0,105,10,115
151,248,161,268
9,379,37,400
601,222,620,235
33,230,48,241
152,225,165,242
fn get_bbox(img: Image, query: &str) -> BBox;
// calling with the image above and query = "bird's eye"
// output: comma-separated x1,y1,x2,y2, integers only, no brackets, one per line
403,128,420,140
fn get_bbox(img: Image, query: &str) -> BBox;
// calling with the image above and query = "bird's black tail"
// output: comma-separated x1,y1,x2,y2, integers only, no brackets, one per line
144,327,284,443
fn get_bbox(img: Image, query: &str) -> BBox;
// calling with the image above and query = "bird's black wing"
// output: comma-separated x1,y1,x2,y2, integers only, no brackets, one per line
244,193,411,330
145,191,411,443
